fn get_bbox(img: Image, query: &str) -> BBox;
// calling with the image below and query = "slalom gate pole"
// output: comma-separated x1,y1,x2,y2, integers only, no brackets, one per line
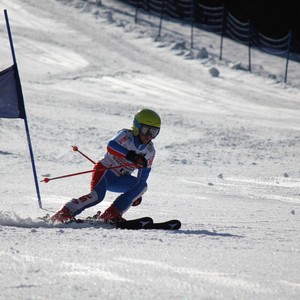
41,163,135,183
4,10,42,208
72,145,96,164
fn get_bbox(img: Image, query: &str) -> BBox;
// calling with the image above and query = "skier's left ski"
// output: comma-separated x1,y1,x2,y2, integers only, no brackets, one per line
115,217,153,230
39,214,181,230
147,219,181,230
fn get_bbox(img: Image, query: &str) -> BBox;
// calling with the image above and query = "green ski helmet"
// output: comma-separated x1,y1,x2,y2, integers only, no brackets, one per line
132,109,161,138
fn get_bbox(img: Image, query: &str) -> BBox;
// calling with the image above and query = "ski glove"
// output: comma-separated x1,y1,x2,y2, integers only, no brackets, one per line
126,150,147,169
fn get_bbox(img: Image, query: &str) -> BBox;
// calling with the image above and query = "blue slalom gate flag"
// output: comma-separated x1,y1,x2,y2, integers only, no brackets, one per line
0,64,25,119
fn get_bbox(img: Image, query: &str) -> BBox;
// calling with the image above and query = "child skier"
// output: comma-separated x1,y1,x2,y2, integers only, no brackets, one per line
50,108,161,223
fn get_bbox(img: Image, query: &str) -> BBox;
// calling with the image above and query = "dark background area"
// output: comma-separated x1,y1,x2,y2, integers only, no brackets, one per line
200,0,300,39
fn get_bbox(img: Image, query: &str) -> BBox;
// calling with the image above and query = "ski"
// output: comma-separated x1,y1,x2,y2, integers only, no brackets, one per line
148,219,181,230
79,216,181,230
39,214,181,230
115,217,153,230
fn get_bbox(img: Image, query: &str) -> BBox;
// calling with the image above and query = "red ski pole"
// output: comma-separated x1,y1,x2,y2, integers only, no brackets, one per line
41,169,94,183
41,163,135,183
72,145,96,164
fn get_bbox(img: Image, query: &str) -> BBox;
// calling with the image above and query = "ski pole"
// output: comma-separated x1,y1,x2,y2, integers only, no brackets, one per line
41,163,135,183
72,145,96,164
41,169,94,183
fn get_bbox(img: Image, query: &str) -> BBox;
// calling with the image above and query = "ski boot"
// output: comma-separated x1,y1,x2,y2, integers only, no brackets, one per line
50,206,73,223
99,204,125,223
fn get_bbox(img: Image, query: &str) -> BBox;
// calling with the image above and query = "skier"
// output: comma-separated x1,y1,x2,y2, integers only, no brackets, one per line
50,108,161,223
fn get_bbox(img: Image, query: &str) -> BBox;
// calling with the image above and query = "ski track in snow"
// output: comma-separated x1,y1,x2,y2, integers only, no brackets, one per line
0,0,300,299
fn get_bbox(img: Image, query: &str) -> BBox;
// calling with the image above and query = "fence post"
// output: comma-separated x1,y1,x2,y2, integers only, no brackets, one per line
190,0,195,48
219,5,226,60
248,22,252,72
284,30,292,83
134,1,139,23
158,0,165,37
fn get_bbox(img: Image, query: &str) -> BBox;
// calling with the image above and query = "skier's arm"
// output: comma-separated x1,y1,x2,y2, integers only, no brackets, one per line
137,167,151,182
108,140,147,168
107,139,128,158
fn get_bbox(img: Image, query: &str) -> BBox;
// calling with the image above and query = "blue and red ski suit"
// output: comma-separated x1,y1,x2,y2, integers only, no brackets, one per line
65,129,155,216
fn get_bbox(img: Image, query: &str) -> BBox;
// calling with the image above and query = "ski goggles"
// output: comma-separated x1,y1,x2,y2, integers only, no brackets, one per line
139,124,160,139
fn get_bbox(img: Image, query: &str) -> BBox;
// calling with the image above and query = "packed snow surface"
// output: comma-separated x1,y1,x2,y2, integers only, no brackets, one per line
0,0,299,299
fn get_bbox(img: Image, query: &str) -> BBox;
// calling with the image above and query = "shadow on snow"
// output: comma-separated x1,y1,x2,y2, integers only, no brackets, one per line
175,229,244,238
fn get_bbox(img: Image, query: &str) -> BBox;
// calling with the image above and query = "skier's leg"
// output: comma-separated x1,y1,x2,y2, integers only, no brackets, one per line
113,178,147,213
108,175,143,206
51,170,118,221
100,176,147,222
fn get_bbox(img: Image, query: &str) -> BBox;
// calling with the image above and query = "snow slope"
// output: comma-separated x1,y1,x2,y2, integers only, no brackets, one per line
0,0,299,299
